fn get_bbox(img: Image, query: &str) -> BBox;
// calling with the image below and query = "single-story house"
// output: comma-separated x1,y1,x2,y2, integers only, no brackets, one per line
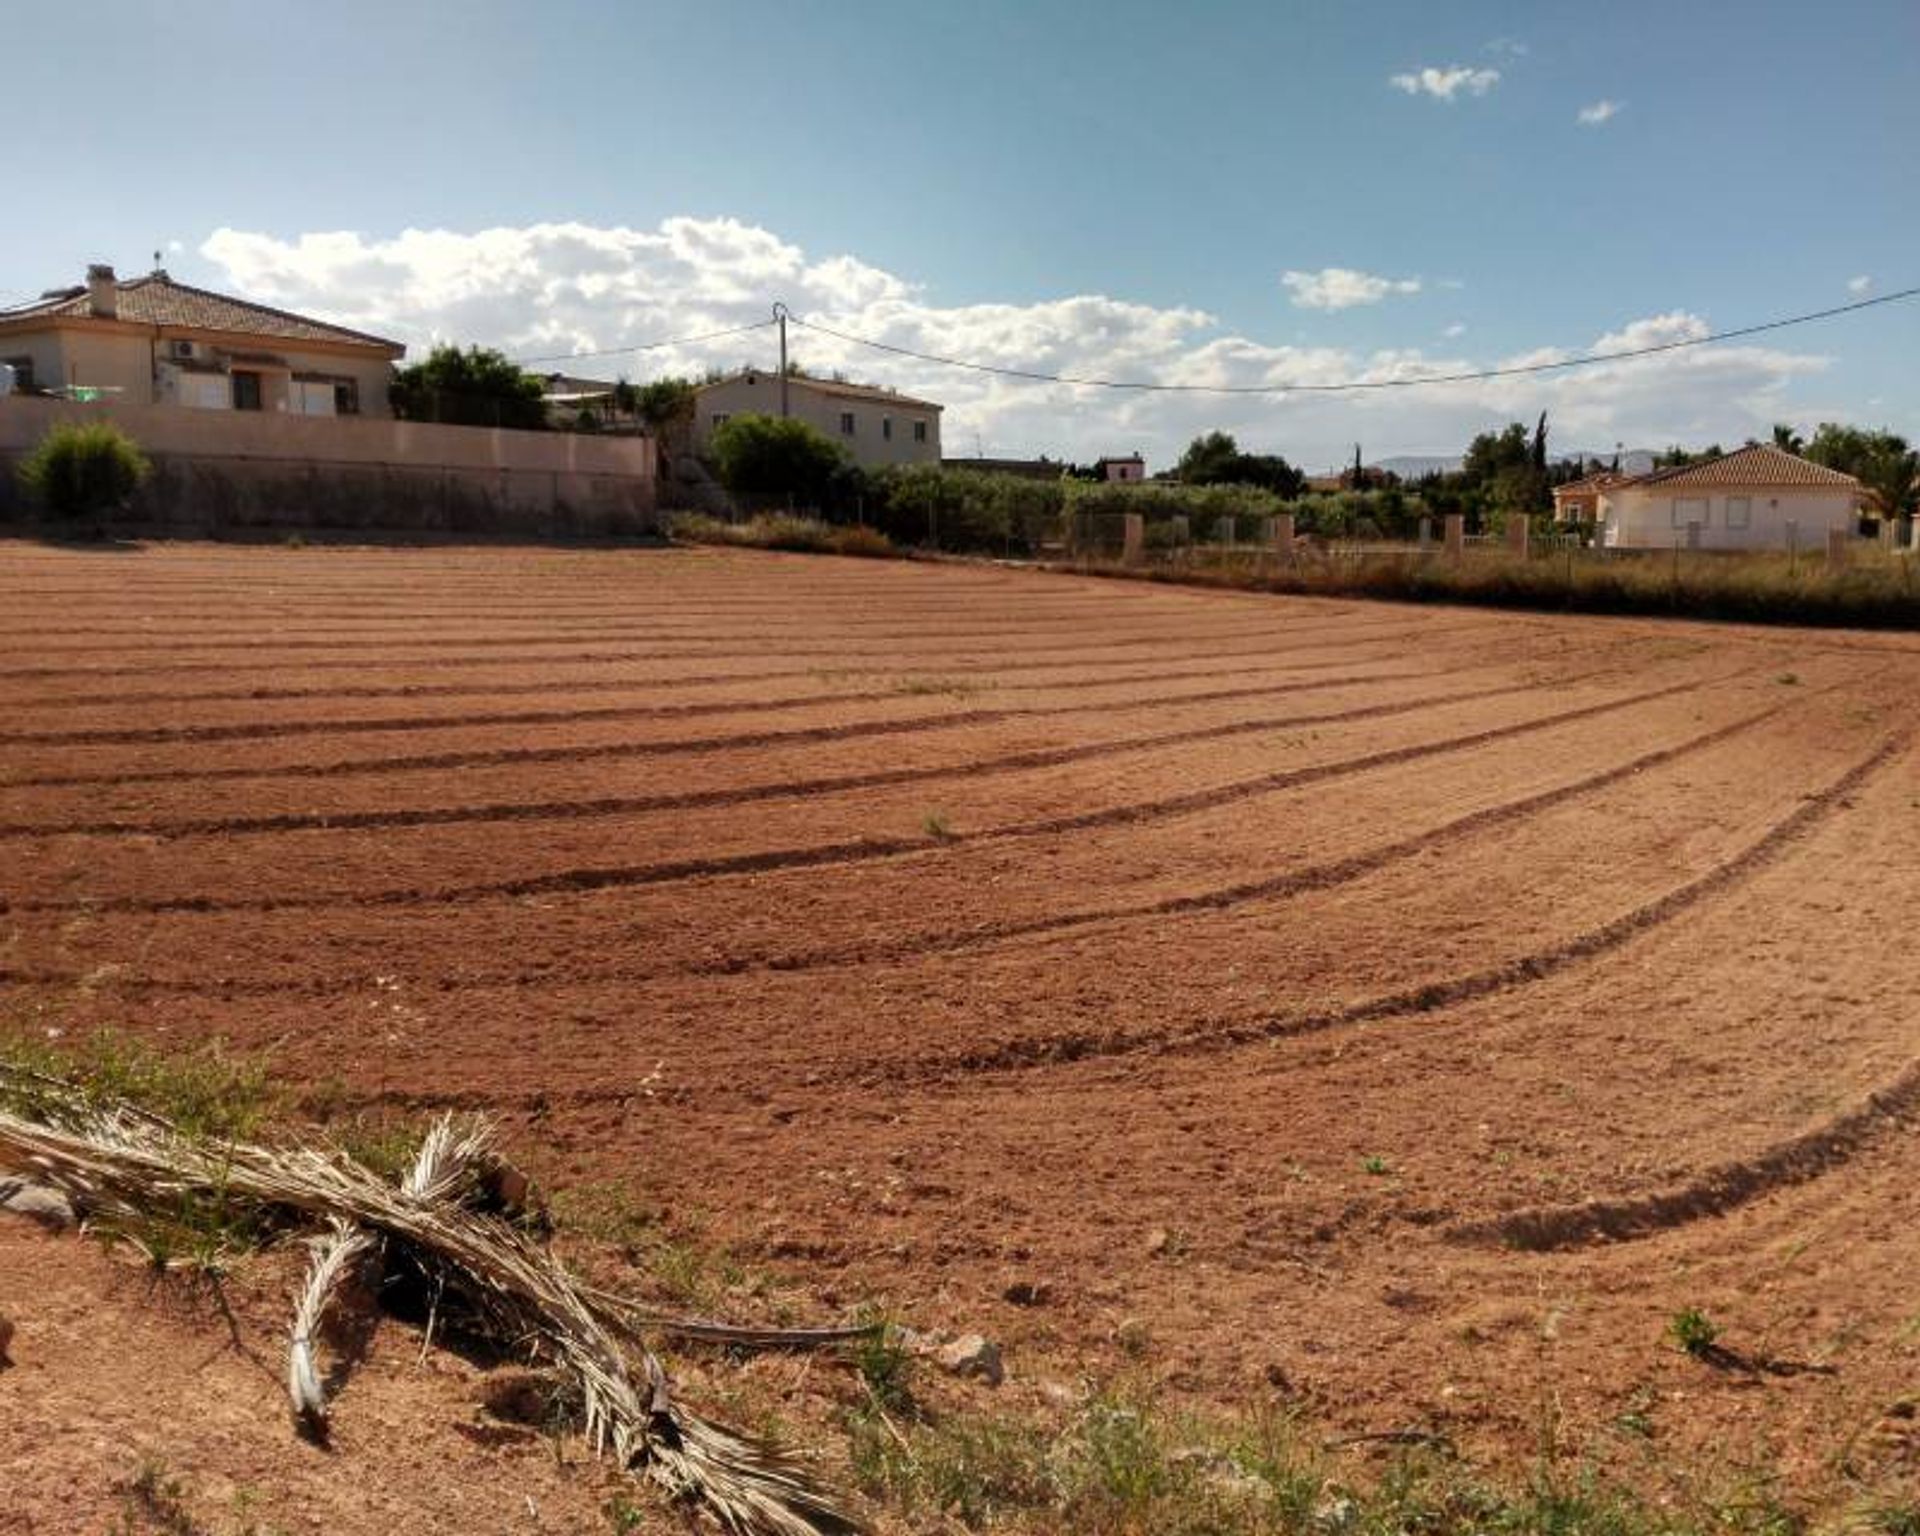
693,370,941,468
1096,454,1146,483
1593,444,1863,551
0,263,405,417
1551,469,1628,523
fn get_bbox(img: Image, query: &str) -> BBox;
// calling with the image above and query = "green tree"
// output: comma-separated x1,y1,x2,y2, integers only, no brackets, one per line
1806,423,1918,523
1771,423,1806,454
635,377,698,443
390,344,547,430
1176,431,1242,484
709,413,848,507
1174,431,1304,497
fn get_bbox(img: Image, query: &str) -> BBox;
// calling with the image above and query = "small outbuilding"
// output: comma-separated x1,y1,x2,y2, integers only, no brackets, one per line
1594,444,1863,551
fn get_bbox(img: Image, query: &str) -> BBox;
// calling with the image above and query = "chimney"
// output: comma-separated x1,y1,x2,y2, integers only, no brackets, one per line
86,263,118,319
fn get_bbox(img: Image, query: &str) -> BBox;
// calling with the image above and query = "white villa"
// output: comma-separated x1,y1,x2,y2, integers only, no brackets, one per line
1583,444,1865,551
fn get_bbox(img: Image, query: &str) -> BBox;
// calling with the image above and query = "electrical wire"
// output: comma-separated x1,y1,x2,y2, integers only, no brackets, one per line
513,318,777,368
785,285,1920,396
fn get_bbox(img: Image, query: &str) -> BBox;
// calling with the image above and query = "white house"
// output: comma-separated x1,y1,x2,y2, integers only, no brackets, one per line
1595,444,1864,551
692,370,941,468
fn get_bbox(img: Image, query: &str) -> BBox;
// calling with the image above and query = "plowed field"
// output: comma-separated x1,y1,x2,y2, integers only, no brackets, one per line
4,541,1918,1521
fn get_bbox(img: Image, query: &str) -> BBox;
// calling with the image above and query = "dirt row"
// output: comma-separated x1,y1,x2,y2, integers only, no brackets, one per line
3,541,1918,1517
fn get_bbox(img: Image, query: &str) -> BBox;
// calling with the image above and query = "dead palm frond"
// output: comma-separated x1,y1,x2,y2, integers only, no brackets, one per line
0,1081,861,1535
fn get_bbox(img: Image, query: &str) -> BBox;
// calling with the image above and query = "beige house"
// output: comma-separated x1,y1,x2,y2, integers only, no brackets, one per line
1096,454,1146,483
1594,444,1863,551
0,264,404,418
692,370,941,468
1550,469,1627,523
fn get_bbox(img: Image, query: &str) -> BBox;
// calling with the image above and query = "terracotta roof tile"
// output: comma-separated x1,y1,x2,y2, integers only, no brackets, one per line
1622,444,1861,491
0,274,404,353
698,370,942,411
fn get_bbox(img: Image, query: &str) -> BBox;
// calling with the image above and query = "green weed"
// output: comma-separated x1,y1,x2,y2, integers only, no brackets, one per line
1668,1307,1721,1358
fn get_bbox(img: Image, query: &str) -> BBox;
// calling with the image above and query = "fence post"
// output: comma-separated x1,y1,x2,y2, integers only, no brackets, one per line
1685,520,1702,551
1121,513,1144,566
1507,515,1530,557
1443,513,1464,559
1273,512,1296,565
1827,528,1851,569
1417,515,1432,550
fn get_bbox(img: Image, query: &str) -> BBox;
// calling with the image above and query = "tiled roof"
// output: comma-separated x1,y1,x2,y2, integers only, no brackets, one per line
0,273,404,353
1623,444,1861,490
1554,470,1627,496
699,370,942,411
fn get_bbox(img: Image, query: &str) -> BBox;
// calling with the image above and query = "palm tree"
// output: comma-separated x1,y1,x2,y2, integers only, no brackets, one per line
1861,444,1918,526
1771,423,1806,454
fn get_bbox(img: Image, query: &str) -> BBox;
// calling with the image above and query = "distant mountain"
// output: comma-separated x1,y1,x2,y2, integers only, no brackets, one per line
1371,454,1460,479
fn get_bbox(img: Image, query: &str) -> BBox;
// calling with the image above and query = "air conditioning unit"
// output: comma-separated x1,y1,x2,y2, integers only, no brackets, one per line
169,340,197,361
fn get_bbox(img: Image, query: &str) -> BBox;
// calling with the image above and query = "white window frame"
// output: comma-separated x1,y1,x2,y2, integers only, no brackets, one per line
1672,496,1709,528
1724,496,1751,530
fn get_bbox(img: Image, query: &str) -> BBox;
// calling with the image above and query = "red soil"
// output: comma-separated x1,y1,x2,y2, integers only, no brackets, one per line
3,541,1918,1529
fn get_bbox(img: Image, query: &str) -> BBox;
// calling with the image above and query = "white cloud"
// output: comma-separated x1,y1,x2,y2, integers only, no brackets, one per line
1485,37,1529,58
1443,323,1468,338
1576,99,1622,125
199,217,1833,472
1848,274,1872,295
1389,66,1500,101
1283,267,1422,311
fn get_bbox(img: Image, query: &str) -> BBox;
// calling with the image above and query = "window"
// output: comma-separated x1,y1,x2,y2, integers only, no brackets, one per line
881,416,893,441
1724,496,1750,530
711,412,730,429
912,420,928,443
840,411,856,436
1671,496,1708,528
231,370,263,411
3,355,33,392
333,379,360,416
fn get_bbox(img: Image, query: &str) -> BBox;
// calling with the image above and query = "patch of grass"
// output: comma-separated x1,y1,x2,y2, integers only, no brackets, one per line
921,809,956,841
851,1379,1835,1536
1,1029,285,1277
0,1026,277,1142
1668,1307,1721,1358
113,1457,207,1536
851,1310,915,1415
1361,1154,1392,1176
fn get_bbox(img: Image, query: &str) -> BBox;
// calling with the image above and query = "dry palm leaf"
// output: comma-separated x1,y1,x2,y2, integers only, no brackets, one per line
0,1084,860,1535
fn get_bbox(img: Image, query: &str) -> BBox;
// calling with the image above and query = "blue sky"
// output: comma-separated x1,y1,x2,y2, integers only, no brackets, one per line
7,0,1916,467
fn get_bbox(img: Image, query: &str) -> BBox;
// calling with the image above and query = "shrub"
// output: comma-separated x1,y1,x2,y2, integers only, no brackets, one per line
866,465,1065,554
17,419,150,520
709,414,848,507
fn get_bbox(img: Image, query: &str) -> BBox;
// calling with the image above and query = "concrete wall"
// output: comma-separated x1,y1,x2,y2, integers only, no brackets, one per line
0,397,658,538
1600,485,1856,551
692,373,942,468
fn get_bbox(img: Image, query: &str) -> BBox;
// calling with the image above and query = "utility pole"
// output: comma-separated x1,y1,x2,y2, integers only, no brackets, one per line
774,302,790,418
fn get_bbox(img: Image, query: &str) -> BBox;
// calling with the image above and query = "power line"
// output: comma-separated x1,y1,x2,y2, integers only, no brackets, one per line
785,285,1920,396
513,318,777,368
